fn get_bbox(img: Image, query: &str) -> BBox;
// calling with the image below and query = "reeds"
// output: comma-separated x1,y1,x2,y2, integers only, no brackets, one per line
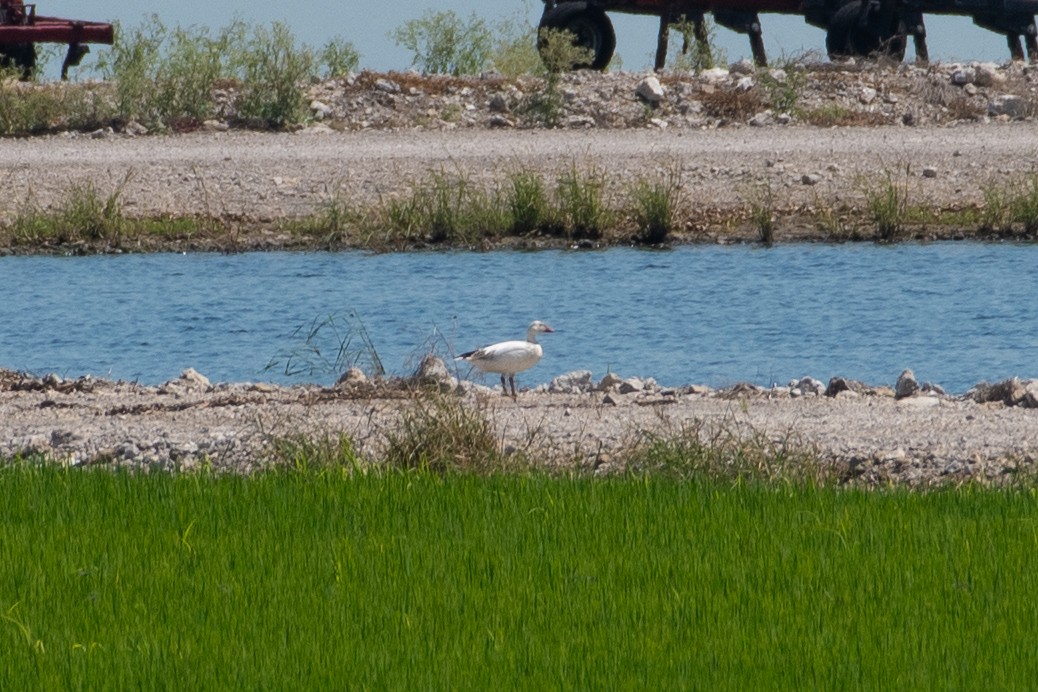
11,166,1038,252
858,166,911,241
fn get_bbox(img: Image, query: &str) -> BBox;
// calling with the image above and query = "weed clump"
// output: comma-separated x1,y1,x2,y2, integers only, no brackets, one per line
383,393,507,473
744,179,776,245
8,175,129,246
859,166,911,241
624,418,828,485
630,170,683,244
555,165,610,239
506,170,556,235
519,28,593,128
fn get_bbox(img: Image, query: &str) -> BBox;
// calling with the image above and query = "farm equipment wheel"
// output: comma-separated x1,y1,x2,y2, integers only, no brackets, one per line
539,4,616,70
826,1,905,61
0,43,36,80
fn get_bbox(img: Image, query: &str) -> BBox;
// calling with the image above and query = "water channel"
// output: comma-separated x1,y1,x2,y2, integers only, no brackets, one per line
2,243,1035,394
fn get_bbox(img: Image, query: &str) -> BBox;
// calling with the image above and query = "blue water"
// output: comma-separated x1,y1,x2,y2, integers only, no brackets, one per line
1,244,1035,393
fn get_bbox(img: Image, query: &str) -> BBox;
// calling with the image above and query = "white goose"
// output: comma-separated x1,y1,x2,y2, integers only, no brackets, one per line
457,321,554,399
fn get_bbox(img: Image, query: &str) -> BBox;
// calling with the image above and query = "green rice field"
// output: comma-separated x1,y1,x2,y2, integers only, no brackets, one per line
2,464,1037,688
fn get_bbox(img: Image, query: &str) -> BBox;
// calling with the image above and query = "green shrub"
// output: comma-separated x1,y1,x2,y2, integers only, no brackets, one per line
377,172,510,245
7,178,128,245
153,24,230,125
745,180,776,245
556,165,610,239
507,170,554,234
382,394,505,472
980,179,1014,234
392,10,494,76
1010,174,1038,234
669,16,725,72
320,37,361,78
98,18,318,129
231,22,316,128
0,81,63,134
759,65,805,115
630,171,683,244
860,167,910,241
519,28,594,127
94,17,166,124
490,9,542,77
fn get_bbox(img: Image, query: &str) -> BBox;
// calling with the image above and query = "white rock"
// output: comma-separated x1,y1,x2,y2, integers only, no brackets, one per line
748,111,774,127
699,67,730,83
180,368,211,389
124,120,148,136
734,76,755,91
972,62,1005,87
549,370,594,394
636,76,665,104
797,376,826,395
309,100,332,119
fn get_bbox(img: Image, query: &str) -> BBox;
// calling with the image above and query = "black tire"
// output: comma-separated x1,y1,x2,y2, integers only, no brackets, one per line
826,1,905,61
539,5,616,71
0,43,36,80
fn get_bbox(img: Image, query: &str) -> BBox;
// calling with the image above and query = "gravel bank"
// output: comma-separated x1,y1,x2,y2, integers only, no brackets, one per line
2,369,1036,487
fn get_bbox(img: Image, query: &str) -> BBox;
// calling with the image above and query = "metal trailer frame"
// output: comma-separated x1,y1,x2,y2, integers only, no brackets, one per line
539,0,1038,69
0,1,114,79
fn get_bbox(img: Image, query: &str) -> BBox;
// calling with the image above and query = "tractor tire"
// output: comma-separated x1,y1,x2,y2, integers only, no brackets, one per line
0,43,36,80
539,4,616,71
826,1,905,62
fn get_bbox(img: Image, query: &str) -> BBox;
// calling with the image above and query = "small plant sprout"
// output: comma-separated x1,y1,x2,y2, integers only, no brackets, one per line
745,179,776,245
859,165,911,241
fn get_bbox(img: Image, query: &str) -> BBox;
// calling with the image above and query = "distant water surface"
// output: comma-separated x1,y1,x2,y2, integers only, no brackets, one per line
1,243,1036,393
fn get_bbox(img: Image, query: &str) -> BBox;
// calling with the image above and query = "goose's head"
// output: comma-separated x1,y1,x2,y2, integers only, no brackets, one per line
526,321,554,341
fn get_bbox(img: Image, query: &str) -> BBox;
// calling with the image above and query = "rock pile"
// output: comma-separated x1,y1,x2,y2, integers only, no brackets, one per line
278,61,1038,134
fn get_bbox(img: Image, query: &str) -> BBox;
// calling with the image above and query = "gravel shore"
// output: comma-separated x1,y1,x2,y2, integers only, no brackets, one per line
1,368,1036,487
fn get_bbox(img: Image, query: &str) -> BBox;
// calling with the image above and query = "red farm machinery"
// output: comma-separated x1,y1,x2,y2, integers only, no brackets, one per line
0,0,114,79
538,0,1038,69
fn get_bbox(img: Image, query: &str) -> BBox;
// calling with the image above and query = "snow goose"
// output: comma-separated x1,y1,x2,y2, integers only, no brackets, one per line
457,321,554,399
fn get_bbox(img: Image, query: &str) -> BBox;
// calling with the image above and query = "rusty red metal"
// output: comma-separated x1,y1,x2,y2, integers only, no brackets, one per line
0,1,114,78
0,1,113,44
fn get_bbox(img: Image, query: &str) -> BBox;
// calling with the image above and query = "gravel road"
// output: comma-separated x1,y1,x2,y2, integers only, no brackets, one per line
2,123,1034,223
